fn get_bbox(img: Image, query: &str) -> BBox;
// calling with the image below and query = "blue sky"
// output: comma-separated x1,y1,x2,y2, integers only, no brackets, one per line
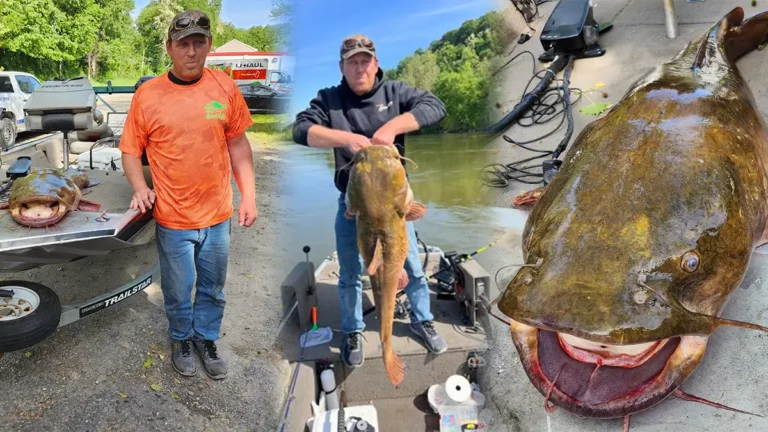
130,0,276,28
289,0,495,117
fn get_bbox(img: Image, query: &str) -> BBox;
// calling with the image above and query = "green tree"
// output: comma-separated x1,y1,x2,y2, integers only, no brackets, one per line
432,59,491,132
383,11,502,132
87,0,138,79
398,51,439,92
269,0,292,50
137,0,183,73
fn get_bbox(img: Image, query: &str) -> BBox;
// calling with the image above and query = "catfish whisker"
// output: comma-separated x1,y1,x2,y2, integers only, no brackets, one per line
673,388,763,417
544,363,566,413
398,156,418,169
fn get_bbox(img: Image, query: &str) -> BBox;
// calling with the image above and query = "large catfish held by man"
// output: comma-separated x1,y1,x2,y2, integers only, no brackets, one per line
496,7,768,429
344,144,427,387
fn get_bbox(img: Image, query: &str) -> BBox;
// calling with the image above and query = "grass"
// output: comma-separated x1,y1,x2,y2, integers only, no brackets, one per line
247,114,292,144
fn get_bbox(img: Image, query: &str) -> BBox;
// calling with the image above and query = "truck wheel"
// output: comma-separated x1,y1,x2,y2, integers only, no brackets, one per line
0,117,15,151
0,281,61,352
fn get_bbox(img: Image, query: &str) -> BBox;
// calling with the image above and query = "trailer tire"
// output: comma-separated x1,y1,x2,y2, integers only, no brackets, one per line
0,281,61,353
0,117,16,151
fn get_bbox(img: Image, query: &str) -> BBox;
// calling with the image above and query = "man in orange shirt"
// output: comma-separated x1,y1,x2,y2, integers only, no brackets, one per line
119,10,257,380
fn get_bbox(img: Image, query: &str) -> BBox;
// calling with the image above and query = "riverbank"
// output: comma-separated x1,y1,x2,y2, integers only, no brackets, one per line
0,137,294,431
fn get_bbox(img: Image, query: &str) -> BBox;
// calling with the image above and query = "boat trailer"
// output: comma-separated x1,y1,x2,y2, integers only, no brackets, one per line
0,78,159,353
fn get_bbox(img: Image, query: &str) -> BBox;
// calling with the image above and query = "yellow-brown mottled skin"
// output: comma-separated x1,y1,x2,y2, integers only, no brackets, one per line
499,8,768,345
496,7,768,420
5,168,93,227
346,145,412,386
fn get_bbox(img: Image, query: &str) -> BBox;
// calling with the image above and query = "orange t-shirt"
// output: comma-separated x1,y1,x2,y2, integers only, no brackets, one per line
119,68,253,230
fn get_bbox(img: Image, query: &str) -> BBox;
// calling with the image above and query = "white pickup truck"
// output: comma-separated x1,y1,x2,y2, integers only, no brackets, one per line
0,71,42,150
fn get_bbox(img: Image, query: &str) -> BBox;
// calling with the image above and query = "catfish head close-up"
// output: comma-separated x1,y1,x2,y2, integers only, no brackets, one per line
496,6,768,426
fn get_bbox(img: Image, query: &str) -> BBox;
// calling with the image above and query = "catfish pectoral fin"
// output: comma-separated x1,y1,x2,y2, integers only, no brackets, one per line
512,186,546,208
77,198,102,212
344,210,355,220
405,201,427,221
368,238,384,276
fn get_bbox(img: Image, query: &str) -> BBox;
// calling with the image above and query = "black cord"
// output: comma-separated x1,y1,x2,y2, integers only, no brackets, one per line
416,230,428,272
482,52,581,188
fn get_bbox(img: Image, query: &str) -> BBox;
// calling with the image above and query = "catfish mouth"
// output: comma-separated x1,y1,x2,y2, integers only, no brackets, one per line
11,199,67,227
509,319,707,419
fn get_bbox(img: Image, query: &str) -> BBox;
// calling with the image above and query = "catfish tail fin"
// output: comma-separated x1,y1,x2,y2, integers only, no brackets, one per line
383,347,405,387
724,8,768,63
693,7,768,69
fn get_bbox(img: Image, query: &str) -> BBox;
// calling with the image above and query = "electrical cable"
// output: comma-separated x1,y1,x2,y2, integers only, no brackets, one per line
481,52,580,188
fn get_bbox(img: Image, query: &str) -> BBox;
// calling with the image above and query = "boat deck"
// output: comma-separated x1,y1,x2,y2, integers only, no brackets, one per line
277,250,490,432
280,253,488,363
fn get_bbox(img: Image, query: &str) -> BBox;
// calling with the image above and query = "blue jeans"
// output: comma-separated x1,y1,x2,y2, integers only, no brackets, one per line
335,193,434,334
155,219,231,341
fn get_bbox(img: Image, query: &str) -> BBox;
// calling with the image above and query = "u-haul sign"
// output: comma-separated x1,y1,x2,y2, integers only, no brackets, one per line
206,56,270,85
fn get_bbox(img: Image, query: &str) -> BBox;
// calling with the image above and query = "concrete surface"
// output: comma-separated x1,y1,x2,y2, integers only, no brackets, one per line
0,94,295,431
482,1,768,431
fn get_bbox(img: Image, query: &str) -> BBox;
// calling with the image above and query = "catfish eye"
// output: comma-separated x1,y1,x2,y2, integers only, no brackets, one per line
681,251,700,273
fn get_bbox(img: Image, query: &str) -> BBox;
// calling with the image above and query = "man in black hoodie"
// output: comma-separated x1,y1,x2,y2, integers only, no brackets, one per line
293,35,448,368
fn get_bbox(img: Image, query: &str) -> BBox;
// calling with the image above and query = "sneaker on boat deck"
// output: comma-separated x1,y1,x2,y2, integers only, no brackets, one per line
171,339,196,377
342,331,364,368
410,321,448,354
193,340,227,380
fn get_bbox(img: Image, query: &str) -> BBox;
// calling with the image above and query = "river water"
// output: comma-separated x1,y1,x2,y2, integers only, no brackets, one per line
278,133,528,268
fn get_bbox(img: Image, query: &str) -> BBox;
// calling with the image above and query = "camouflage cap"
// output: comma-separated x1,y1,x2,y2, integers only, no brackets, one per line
168,10,212,41
340,34,376,60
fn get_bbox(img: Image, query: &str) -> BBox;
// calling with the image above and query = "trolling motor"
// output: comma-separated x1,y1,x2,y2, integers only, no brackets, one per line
5,156,31,180
0,156,31,201
538,0,607,63
486,0,609,137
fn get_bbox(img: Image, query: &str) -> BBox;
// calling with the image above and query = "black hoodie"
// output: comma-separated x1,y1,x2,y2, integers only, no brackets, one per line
292,68,447,193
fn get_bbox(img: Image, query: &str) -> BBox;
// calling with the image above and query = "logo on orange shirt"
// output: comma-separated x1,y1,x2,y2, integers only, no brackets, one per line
205,101,228,120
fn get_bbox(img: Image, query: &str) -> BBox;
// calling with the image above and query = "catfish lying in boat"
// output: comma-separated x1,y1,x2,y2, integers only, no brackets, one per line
0,168,101,228
497,7,768,426
344,145,427,386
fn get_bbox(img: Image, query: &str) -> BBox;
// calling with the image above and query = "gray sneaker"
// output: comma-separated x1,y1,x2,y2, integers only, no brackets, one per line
193,340,227,380
341,332,364,368
410,321,448,354
171,339,196,377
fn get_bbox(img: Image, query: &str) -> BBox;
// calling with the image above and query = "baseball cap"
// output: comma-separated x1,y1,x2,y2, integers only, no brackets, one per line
168,10,212,41
340,34,376,60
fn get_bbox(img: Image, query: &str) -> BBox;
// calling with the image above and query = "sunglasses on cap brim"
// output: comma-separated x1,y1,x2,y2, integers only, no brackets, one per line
342,38,374,51
172,16,211,31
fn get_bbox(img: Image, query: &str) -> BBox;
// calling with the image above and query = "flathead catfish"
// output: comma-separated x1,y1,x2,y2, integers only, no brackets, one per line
497,7,768,422
344,145,427,386
0,168,101,228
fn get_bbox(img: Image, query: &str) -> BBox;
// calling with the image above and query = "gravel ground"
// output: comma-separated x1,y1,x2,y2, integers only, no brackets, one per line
0,136,294,432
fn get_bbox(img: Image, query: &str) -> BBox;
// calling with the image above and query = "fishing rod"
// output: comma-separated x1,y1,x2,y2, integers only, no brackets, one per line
426,240,497,280
361,239,498,319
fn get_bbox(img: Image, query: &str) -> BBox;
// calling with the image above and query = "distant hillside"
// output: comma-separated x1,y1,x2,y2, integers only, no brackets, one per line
385,11,506,133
